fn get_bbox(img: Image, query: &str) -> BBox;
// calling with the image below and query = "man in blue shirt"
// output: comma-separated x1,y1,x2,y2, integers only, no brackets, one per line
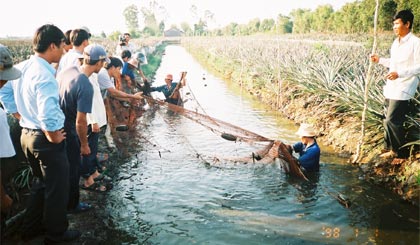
291,124,321,172
57,44,109,213
150,72,187,105
0,24,80,243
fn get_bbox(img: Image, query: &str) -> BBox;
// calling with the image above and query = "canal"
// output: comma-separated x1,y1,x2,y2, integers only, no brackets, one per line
104,45,419,244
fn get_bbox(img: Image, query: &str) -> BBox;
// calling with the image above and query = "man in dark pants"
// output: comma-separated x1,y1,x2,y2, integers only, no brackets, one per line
0,24,80,243
370,9,420,159
57,44,110,212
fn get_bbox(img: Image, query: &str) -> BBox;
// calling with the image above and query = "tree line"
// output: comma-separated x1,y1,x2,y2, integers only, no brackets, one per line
112,0,419,38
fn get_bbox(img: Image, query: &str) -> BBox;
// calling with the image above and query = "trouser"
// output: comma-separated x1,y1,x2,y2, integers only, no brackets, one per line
65,131,81,210
80,125,99,179
20,128,69,236
383,99,409,156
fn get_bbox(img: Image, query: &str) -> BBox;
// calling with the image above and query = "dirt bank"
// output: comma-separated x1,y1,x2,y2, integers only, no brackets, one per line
248,85,420,207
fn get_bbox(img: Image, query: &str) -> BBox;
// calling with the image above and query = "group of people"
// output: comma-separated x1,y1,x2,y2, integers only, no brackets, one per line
0,25,149,243
0,8,418,243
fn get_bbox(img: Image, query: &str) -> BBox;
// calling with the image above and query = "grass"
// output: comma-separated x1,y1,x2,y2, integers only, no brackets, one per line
182,35,419,160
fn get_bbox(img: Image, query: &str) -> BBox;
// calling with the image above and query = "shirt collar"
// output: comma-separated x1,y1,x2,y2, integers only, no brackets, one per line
399,32,412,44
31,55,56,76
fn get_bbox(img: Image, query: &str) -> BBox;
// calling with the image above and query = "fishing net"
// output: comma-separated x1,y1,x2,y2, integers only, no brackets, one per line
143,95,308,180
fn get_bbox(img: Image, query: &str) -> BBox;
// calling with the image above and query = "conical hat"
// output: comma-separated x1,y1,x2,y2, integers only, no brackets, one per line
128,58,138,68
296,123,316,137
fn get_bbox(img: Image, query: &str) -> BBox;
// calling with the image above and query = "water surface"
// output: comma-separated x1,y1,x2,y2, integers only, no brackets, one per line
104,45,419,244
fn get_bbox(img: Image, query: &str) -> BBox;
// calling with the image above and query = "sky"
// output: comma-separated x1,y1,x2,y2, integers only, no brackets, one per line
1,0,355,38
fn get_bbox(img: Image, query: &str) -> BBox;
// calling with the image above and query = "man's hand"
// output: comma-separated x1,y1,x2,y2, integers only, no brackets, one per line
43,129,66,144
132,91,143,100
12,112,21,120
92,123,100,133
370,54,379,63
80,143,91,156
386,71,399,80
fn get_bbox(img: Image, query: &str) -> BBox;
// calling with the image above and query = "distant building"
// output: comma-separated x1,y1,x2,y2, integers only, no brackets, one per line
164,28,183,37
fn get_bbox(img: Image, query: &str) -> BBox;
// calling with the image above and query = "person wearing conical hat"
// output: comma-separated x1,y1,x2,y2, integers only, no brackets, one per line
290,123,321,172
0,44,22,239
121,56,148,89
0,25,81,242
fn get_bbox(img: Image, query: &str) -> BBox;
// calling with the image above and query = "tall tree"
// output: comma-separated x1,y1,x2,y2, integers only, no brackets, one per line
290,8,312,33
141,6,159,36
260,18,275,32
379,0,398,31
277,14,293,34
312,5,334,32
247,18,261,34
194,19,207,36
339,2,361,33
180,22,193,36
123,4,140,34
395,0,420,32
159,21,165,35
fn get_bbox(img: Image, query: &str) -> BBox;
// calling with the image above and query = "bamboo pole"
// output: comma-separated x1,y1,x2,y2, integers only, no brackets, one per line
353,0,380,163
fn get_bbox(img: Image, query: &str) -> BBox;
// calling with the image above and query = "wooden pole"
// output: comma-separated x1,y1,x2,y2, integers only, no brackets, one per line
353,0,380,163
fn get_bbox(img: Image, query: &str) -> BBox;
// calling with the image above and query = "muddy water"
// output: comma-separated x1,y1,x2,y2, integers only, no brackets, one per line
104,45,419,244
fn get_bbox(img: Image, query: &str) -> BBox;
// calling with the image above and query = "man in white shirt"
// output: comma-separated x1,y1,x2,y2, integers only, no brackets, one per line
115,32,137,56
370,9,420,159
57,28,90,74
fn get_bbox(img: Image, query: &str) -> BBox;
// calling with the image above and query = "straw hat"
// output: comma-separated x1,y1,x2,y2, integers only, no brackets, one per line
296,123,317,137
128,58,139,68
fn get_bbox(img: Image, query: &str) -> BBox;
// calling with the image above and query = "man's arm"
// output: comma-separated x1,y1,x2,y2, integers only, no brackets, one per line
137,68,147,81
107,87,143,100
370,54,390,67
43,129,66,144
76,111,90,156
0,80,18,114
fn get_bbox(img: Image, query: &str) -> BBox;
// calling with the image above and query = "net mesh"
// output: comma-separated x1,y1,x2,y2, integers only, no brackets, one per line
144,95,308,180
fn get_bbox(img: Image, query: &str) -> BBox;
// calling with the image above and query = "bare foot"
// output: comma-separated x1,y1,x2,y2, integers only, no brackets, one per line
83,176,95,187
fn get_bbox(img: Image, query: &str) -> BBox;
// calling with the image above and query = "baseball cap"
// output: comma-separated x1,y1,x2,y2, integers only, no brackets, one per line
0,45,22,81
83,44,111,63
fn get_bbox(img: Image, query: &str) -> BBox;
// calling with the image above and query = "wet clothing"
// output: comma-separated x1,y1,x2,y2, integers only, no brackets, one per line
378,32,420,156
292,141,320,172
150,82,180,105
58,66,93,210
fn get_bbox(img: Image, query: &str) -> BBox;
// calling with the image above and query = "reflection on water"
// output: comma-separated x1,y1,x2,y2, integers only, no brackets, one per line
104,45,419,244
